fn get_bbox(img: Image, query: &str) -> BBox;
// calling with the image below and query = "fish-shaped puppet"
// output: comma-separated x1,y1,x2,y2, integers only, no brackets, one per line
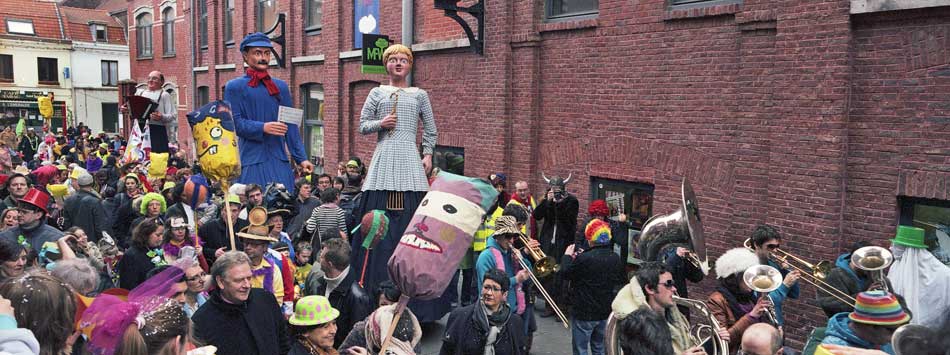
187,101,241,184
388,172,498,300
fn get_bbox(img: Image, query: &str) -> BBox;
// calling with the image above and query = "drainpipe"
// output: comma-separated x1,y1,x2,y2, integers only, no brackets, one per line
190,0,198,159
402,0,413,85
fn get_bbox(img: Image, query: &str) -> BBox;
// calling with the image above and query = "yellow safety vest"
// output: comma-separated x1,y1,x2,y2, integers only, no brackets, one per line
473,206,504,252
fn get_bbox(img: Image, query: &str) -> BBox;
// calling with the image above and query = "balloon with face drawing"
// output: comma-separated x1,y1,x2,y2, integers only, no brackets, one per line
187,101,241,184
387,172,498,300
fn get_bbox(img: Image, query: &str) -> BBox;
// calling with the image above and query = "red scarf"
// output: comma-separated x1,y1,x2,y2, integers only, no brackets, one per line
246,68,280,97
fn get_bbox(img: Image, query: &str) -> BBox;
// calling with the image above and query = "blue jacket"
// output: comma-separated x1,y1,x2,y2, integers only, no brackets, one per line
835,253,866,291
822,313,895,355
763,259,800,326
224,74,306,190
475,237,532,313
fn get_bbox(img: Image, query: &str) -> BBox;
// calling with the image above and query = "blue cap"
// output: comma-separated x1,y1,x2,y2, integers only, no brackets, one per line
240,32,273,52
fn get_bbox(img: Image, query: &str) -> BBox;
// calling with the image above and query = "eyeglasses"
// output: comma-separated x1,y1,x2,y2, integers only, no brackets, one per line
482,285,503,293
17,205,40,214
765,244,780,250
660,279,676,290
185,272,207,282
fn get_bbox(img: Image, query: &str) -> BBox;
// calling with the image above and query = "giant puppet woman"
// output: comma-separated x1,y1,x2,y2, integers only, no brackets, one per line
353,44,443,321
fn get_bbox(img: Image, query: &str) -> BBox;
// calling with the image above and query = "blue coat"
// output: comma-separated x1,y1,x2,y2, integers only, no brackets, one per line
822,313,895,355
475,237,532,314
763,259,800,326
224,74,306,193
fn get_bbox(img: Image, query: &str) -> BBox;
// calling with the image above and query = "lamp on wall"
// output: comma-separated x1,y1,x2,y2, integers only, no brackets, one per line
433,0,484,55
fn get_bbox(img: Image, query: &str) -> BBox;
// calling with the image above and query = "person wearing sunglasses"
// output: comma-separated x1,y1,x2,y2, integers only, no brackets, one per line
749,224,801,327
611,262,721,355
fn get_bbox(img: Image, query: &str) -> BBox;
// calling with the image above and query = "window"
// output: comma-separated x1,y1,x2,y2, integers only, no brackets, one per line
301,84,324,170
223,0,234,44
545,0,598,20
590,177,654,230
136,13,153,57
5,19,35,35
898,197,950,259
257,0,278,33
162,8,175,55
37,57,58,84
0,54,12,82
101,60,118,86
102,103,119,133
305,0,323,32
433,146,464,175
196,86,210,107
198,0,208,48
90,24,107,42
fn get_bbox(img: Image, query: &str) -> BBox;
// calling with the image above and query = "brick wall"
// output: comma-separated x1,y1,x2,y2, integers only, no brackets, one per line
128,0,950,347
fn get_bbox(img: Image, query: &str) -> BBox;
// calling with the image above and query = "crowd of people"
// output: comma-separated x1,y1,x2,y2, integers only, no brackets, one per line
0,31,946,355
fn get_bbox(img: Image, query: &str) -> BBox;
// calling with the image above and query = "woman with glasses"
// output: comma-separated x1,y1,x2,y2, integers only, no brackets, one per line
441,268,526,355
353,43,441,321
183,263,209,318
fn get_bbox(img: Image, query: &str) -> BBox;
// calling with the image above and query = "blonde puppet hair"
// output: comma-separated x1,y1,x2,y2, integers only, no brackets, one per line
383,44,413,65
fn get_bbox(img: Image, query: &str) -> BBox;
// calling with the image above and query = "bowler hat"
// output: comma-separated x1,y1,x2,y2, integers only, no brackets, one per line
891,225,927,249
289,295,339,326
18,188,49,215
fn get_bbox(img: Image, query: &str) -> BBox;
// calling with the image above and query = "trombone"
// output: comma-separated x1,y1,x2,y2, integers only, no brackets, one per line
514,251,569,328
743,238,856,305
515,234,560,278
851,246,893,292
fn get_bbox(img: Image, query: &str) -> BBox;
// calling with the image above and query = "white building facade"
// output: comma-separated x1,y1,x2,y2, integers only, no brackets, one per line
70,41,130,133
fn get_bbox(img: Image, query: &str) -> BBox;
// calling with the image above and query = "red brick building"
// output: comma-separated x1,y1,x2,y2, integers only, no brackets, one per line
126,0,950,345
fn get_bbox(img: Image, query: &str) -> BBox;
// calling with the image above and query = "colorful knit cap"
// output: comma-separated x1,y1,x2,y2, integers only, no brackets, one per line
585,219,611,245
360,210,389,249
588,199,610,217
849,290,911,326
489,173,507,187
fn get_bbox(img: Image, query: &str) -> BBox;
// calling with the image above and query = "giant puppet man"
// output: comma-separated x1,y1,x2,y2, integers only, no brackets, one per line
225,32,313,193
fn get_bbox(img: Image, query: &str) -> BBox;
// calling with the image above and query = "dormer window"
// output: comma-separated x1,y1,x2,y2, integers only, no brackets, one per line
6,19,35,35
90,24,107,42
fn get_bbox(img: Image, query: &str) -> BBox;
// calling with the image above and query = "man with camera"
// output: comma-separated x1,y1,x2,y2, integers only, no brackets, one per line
533,174,578,319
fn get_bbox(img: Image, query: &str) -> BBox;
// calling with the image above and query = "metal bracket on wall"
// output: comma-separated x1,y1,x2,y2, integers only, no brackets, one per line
434,0,485,55
264,13,287,68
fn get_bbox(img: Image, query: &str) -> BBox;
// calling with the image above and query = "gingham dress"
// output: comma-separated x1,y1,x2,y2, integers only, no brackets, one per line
359,85,437,192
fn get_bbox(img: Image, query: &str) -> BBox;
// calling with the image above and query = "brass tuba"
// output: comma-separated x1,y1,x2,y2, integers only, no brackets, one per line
635,178,710,274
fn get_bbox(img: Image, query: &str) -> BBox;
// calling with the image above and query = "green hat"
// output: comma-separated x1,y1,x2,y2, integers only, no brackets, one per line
289,295,339,326
891,225,927,249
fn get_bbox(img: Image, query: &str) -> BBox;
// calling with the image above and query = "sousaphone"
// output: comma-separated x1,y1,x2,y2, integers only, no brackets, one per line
634,177,710,274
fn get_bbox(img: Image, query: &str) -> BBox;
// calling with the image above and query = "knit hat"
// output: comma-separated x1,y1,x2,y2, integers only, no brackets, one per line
492,215,520,237
849,290,911,326
289,295,339,326
489,173,506,187
588,199,610,217
585,219,611,245
891,225,927,249
714,247,759,279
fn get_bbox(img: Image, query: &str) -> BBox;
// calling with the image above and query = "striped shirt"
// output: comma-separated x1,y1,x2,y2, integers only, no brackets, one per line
304,204,347,242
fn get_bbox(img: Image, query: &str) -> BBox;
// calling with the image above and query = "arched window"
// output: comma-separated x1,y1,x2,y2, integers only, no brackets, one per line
135,13,153,57
162,7,175,55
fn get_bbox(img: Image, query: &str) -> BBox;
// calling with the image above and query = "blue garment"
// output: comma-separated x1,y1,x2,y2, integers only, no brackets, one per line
475,237,533,315
822,313,895,355
225,74,306,194
571,318,606,355
183,292,209,318
836,253,867,291
763,259,801,326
